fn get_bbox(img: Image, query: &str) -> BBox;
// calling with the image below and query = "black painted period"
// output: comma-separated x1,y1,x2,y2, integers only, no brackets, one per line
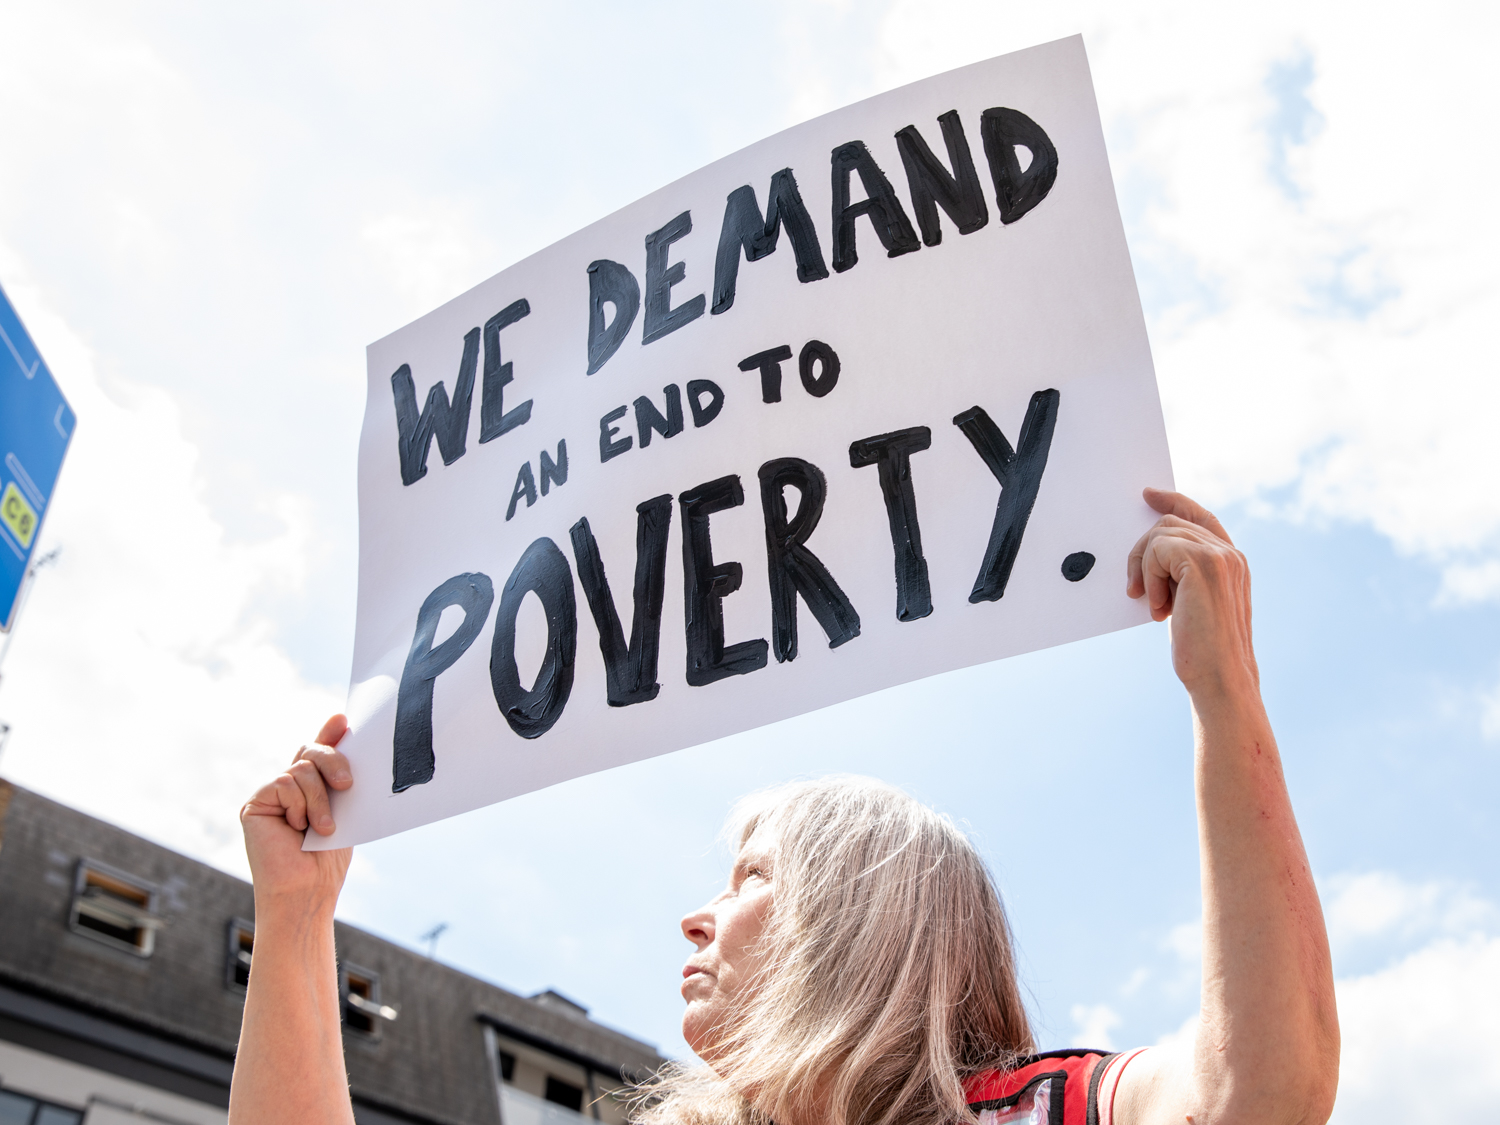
978,108,1059,225
391,327,480,486
635,385,685,448
1061,551,1095,582
952,390,1061,602
643,211,706,345
849,426,933,621
569,495,672,707
739,345,794,404
489,537,577,739
480,299,534,443
392,572,495,792
586,259,641,375
895,110,989,246
830,140,921,273
711,169,830,315
679,475,769,686
758,458,860,663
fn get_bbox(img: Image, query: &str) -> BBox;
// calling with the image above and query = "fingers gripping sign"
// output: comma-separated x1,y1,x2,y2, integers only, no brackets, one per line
233,715,363,1125
1125,488,1257,695
242,714,351,833
239,714,356,905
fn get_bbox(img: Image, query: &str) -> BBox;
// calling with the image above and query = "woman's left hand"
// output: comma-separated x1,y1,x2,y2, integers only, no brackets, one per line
1126,487,1257,700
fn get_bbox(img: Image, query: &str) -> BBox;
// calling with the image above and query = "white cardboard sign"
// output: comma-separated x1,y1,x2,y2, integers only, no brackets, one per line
313,35,1172,850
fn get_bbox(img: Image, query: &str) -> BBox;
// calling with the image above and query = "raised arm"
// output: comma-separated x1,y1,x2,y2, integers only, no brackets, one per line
229,714,357,1125
1112,490,1338,1125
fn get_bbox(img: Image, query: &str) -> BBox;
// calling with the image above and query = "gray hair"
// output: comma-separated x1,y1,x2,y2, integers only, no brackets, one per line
633,776,1032,1125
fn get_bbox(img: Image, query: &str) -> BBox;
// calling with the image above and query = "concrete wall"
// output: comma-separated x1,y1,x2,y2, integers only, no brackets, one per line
0,780,666,1125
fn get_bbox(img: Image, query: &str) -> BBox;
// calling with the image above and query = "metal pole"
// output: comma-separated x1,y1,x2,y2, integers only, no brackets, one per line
0,547,58,690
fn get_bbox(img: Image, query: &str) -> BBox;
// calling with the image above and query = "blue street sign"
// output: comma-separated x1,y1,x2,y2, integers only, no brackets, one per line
0,280,75,631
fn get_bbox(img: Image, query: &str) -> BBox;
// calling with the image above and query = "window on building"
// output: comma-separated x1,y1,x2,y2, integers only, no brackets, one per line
226,917,255,990
340,963,397,1035
488,1031,624,1123
544,1078,585,1113
0,1087,84,1125
68,860,162,957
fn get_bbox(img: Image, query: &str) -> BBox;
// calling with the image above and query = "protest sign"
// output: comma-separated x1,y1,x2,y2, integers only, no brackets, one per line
312,34,1172,850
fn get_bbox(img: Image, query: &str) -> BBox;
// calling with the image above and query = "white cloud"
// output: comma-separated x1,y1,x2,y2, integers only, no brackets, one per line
1085,873,1500,1118
1332,935,1500,1123
1439,560,1500,607
1163,918,1201,963
0,270,340,874
1154,1009,1197,1049
1320,871,1500,1121
1070,1002,1121,1051
1,0,1494,873
0,5,1495,1089
868,0,1500,595
1322,871,1499,957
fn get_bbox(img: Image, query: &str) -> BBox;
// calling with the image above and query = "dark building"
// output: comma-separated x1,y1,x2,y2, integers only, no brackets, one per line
0,779,667,1125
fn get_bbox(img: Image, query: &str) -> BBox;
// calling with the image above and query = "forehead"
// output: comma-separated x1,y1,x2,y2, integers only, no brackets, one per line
735,822,778,862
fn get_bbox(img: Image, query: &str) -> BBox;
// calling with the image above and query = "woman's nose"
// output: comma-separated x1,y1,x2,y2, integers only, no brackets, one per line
681,904,715,949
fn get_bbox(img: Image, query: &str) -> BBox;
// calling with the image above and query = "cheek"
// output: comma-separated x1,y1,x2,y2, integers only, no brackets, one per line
723,892,773,961
717,944,757,992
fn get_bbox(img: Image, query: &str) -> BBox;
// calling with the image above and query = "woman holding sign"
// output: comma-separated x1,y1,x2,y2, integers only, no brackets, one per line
229,489,1339,1125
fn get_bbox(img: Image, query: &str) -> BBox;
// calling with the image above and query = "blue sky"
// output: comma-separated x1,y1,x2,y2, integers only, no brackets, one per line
0,3,1496,1120
337,506,1500,1056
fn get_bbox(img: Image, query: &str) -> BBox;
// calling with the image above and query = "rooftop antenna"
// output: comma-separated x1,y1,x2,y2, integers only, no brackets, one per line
420,922,449,959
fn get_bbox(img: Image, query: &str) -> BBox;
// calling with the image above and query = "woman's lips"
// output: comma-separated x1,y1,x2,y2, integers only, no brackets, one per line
683,964,709,979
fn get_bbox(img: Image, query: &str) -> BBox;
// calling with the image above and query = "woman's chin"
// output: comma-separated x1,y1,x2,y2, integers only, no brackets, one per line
681,1012,704,1053
680,1005,718,1062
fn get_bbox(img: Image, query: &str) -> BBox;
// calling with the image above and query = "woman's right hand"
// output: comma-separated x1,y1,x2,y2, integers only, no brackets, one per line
231,715,359,1125
239,713,354,911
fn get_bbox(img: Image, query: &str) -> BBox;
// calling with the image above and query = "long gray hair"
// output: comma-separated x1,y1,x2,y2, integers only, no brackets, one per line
633,776,1032,1125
